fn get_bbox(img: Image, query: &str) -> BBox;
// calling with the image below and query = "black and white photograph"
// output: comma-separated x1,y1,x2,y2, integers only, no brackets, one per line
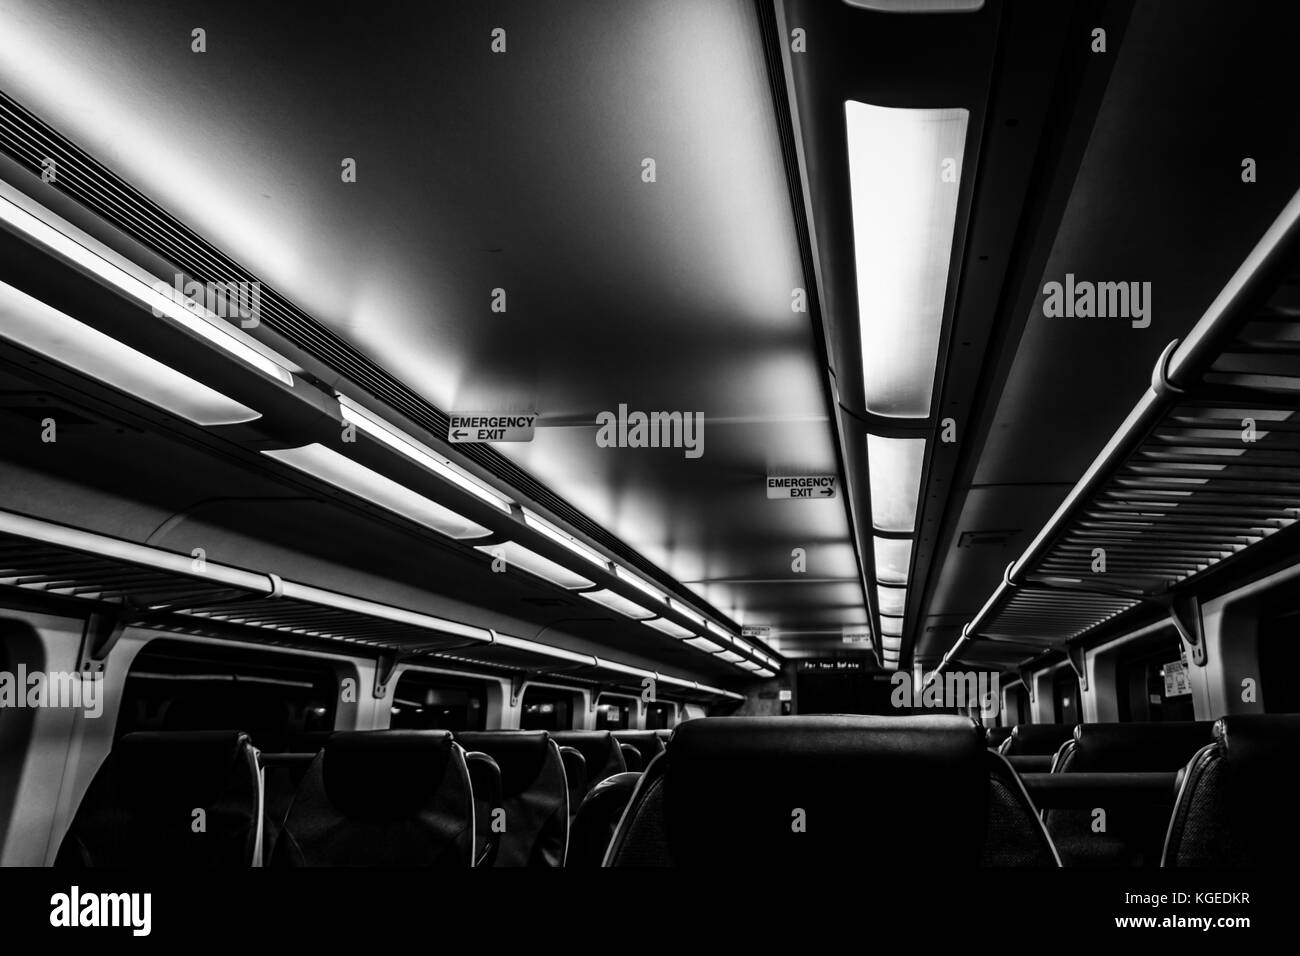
0,0,1295,938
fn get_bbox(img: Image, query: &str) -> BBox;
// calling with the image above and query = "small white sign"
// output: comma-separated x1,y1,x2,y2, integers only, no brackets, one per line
741,626,772,640
842,625,872,646
448,413,538,443
1163,660,1191,698
767,475,836,499
778,689,793,702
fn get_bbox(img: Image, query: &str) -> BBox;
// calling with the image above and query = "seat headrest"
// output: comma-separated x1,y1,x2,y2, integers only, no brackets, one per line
659,716,990,864
613,730,666,762
457,731,555,797
321,730,458,821
114,730,255,810
1065,721,1215,772
1214,714,1300,764
550,731,625,781
1004,723,1075,755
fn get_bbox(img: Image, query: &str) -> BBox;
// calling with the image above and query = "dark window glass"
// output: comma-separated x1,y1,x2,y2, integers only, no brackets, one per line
1116,634,1196,722
1259,610,1300,713
595,695,634,730
1052,668,1081,726
116,639,337,751
520,686,574,731
390,671,487,732
645,702,673,729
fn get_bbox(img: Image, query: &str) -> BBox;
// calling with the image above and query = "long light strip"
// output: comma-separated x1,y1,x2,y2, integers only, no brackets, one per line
614,565,669,606
338,395,513,513
262,444,490,540
579,589,656,621
643,617,694,639
880,616,903,638
668,598,707,630
845,102,968,418
0,279,259,426
874,536,913,585
474,542,594,589
684,636,725,654
522,508,609,566
878,585,907,616
0,191,295,386
867,435,927,532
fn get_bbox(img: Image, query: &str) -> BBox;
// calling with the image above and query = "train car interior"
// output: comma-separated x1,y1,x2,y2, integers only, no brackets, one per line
0,0,1296,934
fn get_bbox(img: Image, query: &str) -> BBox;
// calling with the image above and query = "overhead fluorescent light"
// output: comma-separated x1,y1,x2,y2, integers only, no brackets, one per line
643,617,694,639
0,192,295,386
874,536,913,585
614,565,668,607
867,435,926,532
845,102,968,418
338,396,512,513
716,650,745,664
881,635,903,651
843,0,985,12
737,660,763,672
579,589,656,621
877,585,906,617
755,668,776,679
263,444,490,539
475,542,594,589
684,636,724,654
668,598,707,630
522,509,608,567
880,617,903,638
0,280,259,426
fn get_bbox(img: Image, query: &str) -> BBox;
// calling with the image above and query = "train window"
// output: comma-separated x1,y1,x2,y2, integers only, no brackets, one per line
1052,668,1081,726
595,694,636,730
390,670,487,732
116,639,337,751
519,686,576,731
1116,636,1196,722
1259,609,1300,713
1003,682,1029,726
645,701,674,729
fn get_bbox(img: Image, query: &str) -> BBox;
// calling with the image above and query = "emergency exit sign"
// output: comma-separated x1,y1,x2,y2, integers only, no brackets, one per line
766,475,836,499
448,413,537,443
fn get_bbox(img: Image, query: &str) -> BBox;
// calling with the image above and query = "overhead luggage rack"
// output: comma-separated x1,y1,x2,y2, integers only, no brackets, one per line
939,187,1300,674
0,507,742,701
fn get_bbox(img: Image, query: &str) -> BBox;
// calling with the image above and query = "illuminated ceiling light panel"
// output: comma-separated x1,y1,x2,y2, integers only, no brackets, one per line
684,636,725,654
522,508,608,567
338,395,512,513
880,617,903,638
877,585,907,617
755,668,776,679
0,280,258,426
0,192,295,386
643,617,694,639
263,444,490,539
845,101,968,418
874,536,914,585
843,0,985,12
475,542,594,590
868,435,927,532
579,589,656,621
669,598,707,630
716,650,745,664
614,565,669,607
737,660,763,672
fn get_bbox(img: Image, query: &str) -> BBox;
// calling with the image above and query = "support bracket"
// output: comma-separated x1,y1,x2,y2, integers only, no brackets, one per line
78,606,131,674
373,650,401,698
1018,666,1037,704
1065,643,1088,692
1166,592,1206,667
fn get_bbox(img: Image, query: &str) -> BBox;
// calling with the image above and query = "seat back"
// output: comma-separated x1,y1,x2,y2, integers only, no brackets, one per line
56,730,262,867
569,772,642,867
551,731,626,795
1000,723,1075,756
605,716,1057,867
457,731,569,867
272,730,474,867
985,726,1013,751
1045,721,1214,867
1164,714,1300,867
613,730,667,769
